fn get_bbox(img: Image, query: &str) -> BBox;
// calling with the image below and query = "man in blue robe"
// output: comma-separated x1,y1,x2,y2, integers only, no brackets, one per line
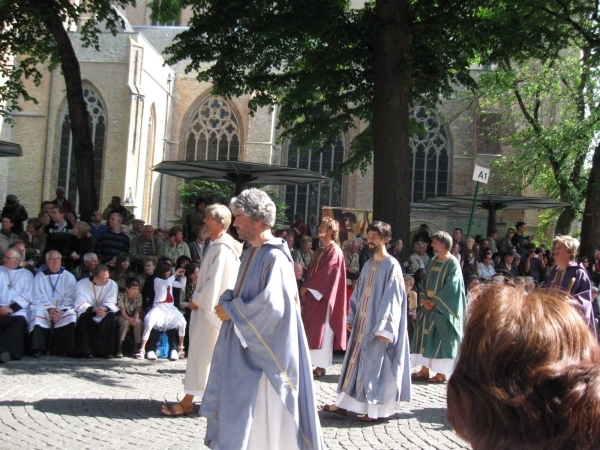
320,221,412,422
201,188,323,450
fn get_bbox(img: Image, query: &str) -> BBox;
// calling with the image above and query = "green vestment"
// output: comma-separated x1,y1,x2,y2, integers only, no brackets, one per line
411,255,466,360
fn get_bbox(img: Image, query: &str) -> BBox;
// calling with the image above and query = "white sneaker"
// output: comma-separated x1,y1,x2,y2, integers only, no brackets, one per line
169,349,178,361
146,350,157,360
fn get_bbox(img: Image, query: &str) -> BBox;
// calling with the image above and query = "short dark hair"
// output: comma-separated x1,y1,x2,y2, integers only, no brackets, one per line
366,221,392,240
195,197,206,208
516,221,526,229
92,264,109,278
169,225,183,237
454,227,463,233
184,263,200,278
125,277,139,289
52,205,66,215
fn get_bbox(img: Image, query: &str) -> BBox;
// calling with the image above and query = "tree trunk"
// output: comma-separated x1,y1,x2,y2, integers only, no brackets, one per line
580,142,600,258
554,205,575,236
42,3,97,222
372,0,411,242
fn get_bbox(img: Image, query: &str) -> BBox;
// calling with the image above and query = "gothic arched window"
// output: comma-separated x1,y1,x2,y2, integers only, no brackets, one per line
57,85,106,208
284,139,345,223
185,96,240,161
409,106,450,203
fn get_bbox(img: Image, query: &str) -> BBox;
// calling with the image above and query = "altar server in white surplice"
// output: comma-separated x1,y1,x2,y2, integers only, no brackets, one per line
74,265,119,358
30,250,77,357
0,248,33,362
161,204,242,416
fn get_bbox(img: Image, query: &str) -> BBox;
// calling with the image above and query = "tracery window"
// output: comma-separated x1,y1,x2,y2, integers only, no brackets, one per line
284,139,344,223
185,96,240,161
57,85,105,209
409,106,450,203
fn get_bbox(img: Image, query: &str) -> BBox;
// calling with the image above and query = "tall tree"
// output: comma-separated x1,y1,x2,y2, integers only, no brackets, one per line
476,53,596,235
477,0,600,255
163,0,490,241
0,0,135,221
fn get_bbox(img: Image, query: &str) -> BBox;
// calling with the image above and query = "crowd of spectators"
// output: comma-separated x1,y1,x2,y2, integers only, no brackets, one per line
2,188,600,362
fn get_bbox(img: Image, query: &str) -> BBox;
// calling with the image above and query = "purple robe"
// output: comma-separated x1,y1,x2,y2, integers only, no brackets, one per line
546,261,596,336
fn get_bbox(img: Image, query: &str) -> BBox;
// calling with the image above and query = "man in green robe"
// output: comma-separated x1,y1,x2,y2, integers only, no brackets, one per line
411,231,466,383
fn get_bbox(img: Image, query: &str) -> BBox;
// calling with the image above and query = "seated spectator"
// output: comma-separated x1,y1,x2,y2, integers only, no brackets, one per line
44,205,73,255
73,265,119,358
65,211,77,228
136,256,157,291
497,228,516,255
460,237,478,279
164,225,190,262
102,196,134,225
0,248,33,362
154,227,169,241
129,225,165,270
72,252,99,281
1,194,28,235
63,221,95,271
129,219,145,239
404,275,418,344
110,253,136,293
116,277,143,358
522,243,546,284
20,218,47,263
88,210,107,240
51,187,74,213
136,261,187,361
408,241,429,274
188,224,209,265
497,252,519,278
284,233,295,252
9,241,36,274
294,235,315,278
450,242,461,264
38,210,51,228
289,213,308,248
448,284,600,450
29,250,77,357
0,215,20,264
477,250,496,280
96,213,130,265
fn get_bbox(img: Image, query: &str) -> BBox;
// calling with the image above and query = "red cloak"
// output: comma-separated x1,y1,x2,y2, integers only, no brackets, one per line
301,242,347,351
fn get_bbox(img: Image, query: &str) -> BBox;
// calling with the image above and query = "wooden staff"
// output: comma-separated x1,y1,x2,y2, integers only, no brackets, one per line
567,277,576,294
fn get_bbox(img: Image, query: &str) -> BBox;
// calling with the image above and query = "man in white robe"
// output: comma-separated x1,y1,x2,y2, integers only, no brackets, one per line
201,188,323,450
0,248,33,362
73,265,119,358
30,250,77,357
161,204,242,416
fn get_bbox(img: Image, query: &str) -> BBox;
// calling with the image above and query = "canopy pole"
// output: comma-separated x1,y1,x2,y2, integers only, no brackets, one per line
467,182,480,237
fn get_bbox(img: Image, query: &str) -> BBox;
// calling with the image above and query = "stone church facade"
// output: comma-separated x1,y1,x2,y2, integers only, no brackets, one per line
0,3,536,239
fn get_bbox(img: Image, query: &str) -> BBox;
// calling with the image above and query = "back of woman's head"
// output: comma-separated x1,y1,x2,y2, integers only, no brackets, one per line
447,284,600,450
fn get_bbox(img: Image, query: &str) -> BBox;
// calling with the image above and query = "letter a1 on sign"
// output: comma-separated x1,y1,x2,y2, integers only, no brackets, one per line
473,165,490,184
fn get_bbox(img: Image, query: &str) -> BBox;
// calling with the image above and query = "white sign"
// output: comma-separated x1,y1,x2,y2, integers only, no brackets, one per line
473,165,490,184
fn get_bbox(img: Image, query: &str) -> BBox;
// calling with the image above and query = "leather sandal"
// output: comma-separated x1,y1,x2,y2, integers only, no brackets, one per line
428,374,447,383
160,403,194,417
135,349,145,360
411,370,429,380
313,368,326,378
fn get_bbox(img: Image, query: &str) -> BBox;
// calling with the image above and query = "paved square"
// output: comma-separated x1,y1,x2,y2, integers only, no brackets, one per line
0,354,469,449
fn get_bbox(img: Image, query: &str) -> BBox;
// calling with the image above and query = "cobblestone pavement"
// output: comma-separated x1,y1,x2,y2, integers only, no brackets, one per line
0,353,469,449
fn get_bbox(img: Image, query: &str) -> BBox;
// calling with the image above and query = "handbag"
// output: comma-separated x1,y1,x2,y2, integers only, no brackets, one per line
155,331,170,359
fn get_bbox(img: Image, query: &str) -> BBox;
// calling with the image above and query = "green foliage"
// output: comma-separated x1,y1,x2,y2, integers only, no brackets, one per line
148,0,184,23
165,0,494,175
0,0,136,121
176,180,288,229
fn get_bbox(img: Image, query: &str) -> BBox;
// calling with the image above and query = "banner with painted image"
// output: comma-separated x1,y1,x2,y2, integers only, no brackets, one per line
322,207,373,247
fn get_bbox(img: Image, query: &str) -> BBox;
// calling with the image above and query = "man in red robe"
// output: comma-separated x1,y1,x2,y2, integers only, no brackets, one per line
301,217,347,378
